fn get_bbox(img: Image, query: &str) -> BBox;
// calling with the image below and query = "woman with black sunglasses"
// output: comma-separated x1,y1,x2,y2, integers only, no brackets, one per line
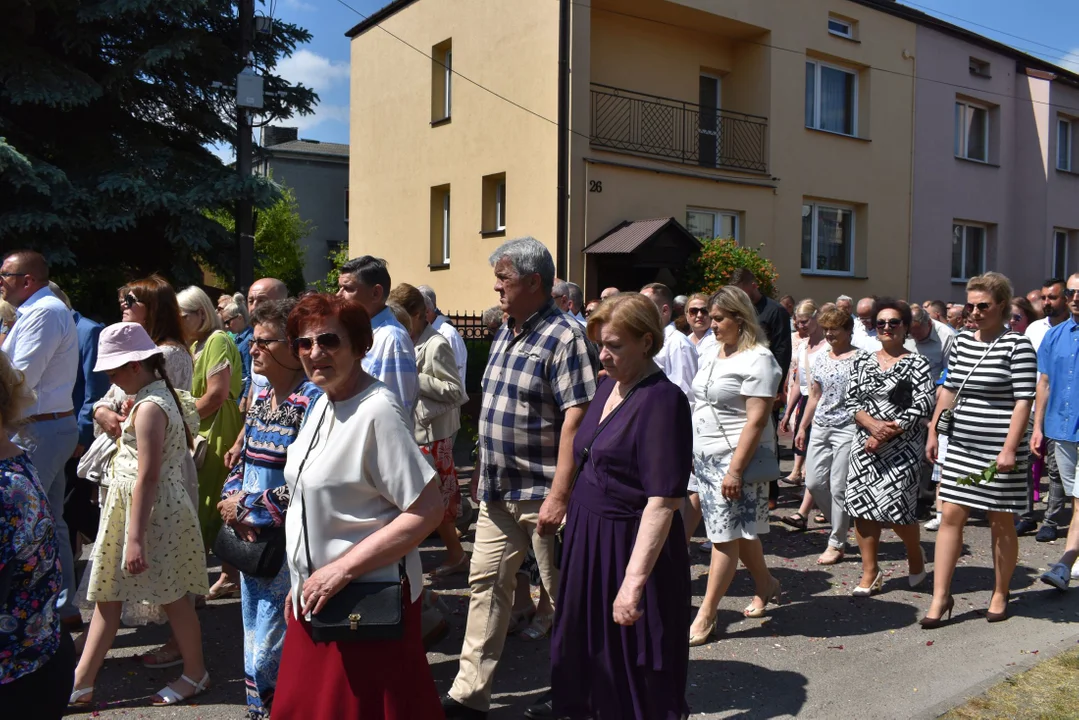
843,298,935,597
923,273,1037,627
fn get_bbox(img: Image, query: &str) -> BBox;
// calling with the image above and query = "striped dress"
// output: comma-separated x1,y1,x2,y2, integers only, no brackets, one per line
939,330,1037,511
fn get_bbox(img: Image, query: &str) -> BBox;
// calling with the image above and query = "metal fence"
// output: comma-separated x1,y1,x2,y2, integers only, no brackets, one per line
445,311,494,341
590,83,768,173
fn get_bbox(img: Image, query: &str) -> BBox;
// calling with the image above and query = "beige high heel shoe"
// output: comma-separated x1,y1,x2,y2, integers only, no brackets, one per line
688,617,716,646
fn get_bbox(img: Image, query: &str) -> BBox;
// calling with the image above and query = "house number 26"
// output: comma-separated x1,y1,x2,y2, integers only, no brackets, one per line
589,180,603,193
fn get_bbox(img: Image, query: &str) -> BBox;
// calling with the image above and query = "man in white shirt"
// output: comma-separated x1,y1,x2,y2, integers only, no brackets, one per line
640,283,697,398
852,296,880,351
1026,277,1068,352
1,250,81,625
552,281,587,327
909,305,954,381
417,285,468,390
337,256,418,416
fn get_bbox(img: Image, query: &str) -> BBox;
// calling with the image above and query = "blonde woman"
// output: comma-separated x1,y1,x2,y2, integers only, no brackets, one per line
689,287,783,645
780,299,828,487
177,286,244,598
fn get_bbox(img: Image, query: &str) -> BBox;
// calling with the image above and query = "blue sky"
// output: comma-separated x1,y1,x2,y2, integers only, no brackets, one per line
249,0,1079,153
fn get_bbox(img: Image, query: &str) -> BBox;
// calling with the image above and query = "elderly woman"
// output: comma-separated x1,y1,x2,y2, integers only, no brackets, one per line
389,283,468,576
780,299,828,488
793,308,859,564
844,298,935,597
0,355,75,718
177,286,245,597
551,293,692,720
272,294,444,719
216,299,322,719
924,273,1036,626
689,287,783,646
221,298,254,405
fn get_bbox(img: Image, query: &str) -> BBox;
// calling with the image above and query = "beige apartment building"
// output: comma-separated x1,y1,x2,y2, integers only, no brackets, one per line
347,0,1076,311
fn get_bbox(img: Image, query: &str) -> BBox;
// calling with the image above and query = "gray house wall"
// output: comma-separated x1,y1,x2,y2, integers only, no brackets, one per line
261,155,349,287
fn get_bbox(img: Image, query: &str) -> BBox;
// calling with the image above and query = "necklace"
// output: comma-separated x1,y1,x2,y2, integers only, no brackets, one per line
876,350,903,370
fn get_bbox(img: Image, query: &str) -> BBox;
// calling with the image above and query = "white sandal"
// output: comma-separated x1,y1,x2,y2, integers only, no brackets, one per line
69,686,94,707
151,672,210,706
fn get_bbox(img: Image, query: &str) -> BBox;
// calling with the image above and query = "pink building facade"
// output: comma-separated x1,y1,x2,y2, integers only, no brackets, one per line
910,24,1079,303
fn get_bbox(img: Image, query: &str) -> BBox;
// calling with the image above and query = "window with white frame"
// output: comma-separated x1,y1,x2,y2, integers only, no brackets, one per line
495,181,506,230
1054,229,1069,278
1058,118,1072,171
951,224,986,281
441,192,451,263
801,202,854,274
431,40,452,123
805,60,857,136
955,101,989,162
828,16,854,39
686,208,739,242
444,50,452,119
431,185,451,266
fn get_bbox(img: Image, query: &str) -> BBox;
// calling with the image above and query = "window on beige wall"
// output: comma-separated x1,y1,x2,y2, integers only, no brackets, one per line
955,101,989,162
686,208,739,242
805,60,857,136
952,223,986,281
1058,118,1073,172
827,15,856,40
430,185,451,266
431,40,452,123
801,202,854,275
481,173,506,233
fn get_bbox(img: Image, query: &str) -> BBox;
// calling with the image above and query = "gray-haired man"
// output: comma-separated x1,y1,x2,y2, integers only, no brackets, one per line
417,284,468,384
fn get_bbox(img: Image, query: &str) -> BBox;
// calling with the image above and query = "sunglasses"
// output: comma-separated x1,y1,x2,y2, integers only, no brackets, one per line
121,293,140,309
290,332,342,356
963,302,993,313
1011,313,1024,323
876,318,903,329
252,338,287,351
1065,289,1079,300
686,307,708,316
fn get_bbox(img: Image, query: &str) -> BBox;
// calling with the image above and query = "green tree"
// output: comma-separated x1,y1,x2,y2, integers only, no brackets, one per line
0,0,318,316
208,184,310,295
684,237,780,298
312,243,351,294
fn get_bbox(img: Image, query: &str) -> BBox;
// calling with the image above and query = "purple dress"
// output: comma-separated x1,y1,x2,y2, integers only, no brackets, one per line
551,373,692,720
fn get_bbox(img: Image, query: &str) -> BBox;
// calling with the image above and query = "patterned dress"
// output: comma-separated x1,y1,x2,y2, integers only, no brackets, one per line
938,330,1037,511
844,352,935,524
88,381,208,605
222,380,322,720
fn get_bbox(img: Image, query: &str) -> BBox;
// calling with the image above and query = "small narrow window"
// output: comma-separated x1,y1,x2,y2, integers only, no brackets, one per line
430,185,451,266
802,202,854,274
1058,118,1072,171
481,173,507,234
431,40,452,124
442,192,451,264
495,181,506,230
828,17,854,39
1054,230,1069,278
955,101,989,162
969,57,991,78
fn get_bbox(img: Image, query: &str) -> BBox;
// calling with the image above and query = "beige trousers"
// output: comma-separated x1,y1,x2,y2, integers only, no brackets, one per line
449,499,559,711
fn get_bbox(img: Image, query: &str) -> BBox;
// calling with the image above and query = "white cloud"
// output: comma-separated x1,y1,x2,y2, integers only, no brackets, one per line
283,0,316,9
288,103,349,133
276,49,349,93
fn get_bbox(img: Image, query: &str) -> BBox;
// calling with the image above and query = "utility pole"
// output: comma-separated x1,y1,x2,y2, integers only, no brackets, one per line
236,0,256,292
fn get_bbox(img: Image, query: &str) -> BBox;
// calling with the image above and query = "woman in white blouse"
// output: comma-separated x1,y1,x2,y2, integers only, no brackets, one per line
272,293,444,720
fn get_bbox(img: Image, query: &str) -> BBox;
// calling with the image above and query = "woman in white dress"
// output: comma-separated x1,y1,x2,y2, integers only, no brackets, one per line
688,286,783,646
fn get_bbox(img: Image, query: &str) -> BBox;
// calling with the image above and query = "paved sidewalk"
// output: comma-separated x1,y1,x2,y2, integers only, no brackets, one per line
67,453,1079,719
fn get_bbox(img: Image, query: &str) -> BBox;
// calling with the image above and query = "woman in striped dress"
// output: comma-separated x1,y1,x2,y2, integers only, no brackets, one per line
924,273,1036,627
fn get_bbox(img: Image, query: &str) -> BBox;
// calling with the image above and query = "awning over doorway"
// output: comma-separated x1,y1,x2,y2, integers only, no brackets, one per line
583,218,701,293
583,217,700,255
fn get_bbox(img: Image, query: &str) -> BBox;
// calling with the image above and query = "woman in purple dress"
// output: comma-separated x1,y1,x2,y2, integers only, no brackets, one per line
551,293,693,720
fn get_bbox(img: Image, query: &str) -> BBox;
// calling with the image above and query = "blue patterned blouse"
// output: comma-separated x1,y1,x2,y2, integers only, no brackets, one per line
222,380,323,526
0,454,61,684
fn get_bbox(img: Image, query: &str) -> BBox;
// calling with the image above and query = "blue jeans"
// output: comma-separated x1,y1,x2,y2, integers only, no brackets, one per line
14,416,79,619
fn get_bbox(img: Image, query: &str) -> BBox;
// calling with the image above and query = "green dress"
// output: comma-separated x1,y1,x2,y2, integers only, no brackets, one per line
192,330,244,548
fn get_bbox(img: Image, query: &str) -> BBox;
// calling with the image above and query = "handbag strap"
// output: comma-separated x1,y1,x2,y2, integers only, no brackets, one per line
949,331,1007,410
701,352,741,455
569,376,647,490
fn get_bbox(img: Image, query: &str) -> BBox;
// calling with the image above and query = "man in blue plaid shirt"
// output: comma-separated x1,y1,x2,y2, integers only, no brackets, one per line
444,238,597,719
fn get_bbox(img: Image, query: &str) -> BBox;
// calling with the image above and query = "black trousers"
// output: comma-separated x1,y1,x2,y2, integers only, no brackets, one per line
0,631,75,720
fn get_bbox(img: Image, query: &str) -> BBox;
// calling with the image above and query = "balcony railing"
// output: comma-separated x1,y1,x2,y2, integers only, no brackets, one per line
590,83,768,173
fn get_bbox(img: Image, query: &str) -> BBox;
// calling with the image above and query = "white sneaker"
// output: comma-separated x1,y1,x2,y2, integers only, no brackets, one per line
1041,562,1071,591
1072,560,1079,580
924,515,942,531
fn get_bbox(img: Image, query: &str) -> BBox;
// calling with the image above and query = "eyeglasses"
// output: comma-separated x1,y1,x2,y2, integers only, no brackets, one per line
964,302,993,313
252,337,288,351
0,272,28,279
121,293,140,309
876,318,903,329
291,332,342,356
223,314,239,324
686,307,708,316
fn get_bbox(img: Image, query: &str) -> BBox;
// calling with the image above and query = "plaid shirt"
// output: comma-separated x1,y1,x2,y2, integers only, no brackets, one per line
479,300,598,502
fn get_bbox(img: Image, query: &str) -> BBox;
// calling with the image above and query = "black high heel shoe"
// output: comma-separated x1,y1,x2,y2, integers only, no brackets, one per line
919,596,954,629
986,592,1010,623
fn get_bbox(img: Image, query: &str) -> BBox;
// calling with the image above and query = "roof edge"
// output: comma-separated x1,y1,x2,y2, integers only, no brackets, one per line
345,0,420,38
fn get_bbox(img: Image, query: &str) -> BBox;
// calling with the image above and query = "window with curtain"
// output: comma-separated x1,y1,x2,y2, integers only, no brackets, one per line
687,209,739,242
951,224,986,281
1059,119,1072,171
805,61,857,136
954,101,989,162
801,202,854,274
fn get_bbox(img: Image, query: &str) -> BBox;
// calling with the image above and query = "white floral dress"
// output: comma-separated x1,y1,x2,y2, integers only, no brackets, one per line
87,380,208,605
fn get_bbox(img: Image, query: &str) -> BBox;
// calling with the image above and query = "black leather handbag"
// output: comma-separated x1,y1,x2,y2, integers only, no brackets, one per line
295,405,406,643
212,523,285,579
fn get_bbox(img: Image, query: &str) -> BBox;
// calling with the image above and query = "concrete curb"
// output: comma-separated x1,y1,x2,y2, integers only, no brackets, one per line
912,629,1079,719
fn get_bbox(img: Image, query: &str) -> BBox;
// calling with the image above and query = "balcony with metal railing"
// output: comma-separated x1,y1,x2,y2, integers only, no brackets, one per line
589,83,768,173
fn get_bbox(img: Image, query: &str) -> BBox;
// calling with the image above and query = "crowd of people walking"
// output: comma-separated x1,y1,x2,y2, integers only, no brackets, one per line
1,241,1077,720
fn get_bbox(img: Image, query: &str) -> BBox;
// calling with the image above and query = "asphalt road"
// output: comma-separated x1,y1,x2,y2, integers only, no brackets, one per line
65,450,1079,720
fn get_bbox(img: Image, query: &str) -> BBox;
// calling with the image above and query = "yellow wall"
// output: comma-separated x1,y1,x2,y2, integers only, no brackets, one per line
349,0,560,312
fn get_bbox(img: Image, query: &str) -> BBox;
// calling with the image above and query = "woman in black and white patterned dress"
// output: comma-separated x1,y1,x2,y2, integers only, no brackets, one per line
923,273,1036,626
844,299,935,597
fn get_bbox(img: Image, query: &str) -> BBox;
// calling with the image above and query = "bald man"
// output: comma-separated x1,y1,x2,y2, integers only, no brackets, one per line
247,277,288,315
600,286,619,300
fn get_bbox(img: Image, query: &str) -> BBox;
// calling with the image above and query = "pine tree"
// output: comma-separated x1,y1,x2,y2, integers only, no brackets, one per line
0,0,318,315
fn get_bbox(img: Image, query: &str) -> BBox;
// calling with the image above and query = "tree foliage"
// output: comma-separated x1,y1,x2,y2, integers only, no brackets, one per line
0,0,318,316
208,183,310,296
312,243,351,294
685,237,780,299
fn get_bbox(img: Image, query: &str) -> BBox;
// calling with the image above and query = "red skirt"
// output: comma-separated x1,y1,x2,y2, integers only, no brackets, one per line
272,588,444,719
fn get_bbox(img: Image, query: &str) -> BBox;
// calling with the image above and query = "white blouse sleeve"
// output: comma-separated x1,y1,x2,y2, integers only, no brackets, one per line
364,394,438,511
741,348,783,398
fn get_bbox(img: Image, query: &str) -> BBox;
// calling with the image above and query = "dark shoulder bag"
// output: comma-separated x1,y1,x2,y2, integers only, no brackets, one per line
294,404,406,643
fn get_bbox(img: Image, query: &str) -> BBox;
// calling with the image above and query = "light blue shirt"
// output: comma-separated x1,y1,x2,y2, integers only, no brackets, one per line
363,306,418,421
1,287,78,416
1038,316,1079,443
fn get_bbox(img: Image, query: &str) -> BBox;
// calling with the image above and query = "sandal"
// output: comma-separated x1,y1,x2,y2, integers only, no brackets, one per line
69,686,94,707
508,608,536,635
814,512,828,524
779,474,805,487
817,546,845,565
206,577,240,601
141,643,183,669
151,671,211,706
780,513,808,531
519,612,554,641
743,578,782,618
430,553,471,578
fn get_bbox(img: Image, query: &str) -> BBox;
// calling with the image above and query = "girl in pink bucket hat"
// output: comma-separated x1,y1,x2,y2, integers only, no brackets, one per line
70,323,210,707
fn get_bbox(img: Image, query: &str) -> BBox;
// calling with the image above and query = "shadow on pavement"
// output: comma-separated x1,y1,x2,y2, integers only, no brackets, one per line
688,660,808,718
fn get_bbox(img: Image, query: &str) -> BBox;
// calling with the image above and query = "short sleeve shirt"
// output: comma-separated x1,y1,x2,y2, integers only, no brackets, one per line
691,344,782,454
1037,318,1079,443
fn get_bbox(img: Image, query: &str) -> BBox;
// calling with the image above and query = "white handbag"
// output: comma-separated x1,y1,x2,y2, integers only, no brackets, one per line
76,433,119,484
